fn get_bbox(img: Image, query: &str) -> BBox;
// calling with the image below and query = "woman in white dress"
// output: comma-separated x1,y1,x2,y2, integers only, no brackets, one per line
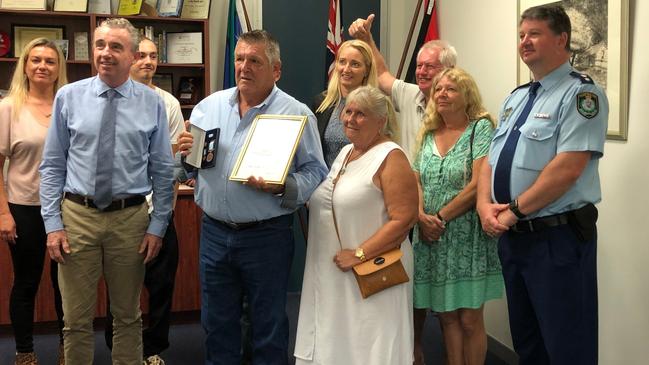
295,85,418,365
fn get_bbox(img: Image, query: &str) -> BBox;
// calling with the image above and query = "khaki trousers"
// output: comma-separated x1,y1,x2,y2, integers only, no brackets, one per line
58,199,149,365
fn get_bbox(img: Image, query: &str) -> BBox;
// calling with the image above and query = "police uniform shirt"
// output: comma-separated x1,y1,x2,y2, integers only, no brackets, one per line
489,62,608,219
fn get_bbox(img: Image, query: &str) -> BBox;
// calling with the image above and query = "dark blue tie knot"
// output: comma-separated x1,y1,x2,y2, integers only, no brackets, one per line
529,82,541,96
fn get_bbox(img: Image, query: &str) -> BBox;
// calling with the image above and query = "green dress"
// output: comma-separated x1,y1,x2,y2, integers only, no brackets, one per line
412,118,504,312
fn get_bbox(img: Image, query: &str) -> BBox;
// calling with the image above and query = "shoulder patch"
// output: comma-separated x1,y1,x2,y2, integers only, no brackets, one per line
576,92,599,119
511,81,531,94
570,71,595,84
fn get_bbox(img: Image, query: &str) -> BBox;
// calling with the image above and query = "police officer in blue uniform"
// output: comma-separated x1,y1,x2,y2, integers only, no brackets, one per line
477,4,608,365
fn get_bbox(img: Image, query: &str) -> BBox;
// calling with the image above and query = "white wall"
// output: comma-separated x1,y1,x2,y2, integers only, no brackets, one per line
384,1,649,363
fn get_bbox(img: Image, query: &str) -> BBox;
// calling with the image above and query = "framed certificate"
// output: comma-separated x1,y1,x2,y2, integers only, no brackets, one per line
229,115,308,185
0,0,46,10
117,0,142,15
166,32,202,64
12,25,65,57
180,0,210,19
53,0,89,12
88,0,111,14
157,0,182,16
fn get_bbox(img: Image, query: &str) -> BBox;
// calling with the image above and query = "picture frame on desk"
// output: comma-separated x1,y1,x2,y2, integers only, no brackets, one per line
88,0,111,14
117,0,142,15
153,73,173,95
157,0,183,17
166,32,202,64
177,76,202,105
0,0,47,10
180,0,210,19
73,31,89,61
12,25,65,58
53,0,89,12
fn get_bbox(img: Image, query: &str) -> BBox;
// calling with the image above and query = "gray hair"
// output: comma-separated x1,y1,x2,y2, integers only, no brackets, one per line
346,85,400,144
97,18,140,53
237,30,281,65
418,39,457,67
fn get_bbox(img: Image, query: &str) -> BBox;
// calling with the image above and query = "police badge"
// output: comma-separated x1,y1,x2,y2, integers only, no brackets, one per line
577,92,599,119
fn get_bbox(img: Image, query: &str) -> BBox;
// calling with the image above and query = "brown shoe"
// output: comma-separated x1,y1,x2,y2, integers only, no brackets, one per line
57,343,65,365
14,352,38,365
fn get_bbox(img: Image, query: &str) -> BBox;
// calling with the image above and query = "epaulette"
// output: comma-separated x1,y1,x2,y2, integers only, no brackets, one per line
570,71,594,84
510,81,531,94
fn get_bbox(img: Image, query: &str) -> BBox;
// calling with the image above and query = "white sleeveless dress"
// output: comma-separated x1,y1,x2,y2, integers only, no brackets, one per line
294,141,414,365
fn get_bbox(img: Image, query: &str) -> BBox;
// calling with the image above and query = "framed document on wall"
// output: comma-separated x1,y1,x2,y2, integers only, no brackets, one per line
158,0,183,16
1,0,47,10
12,25,65,57
180,0,210,19
166,32,202,64
53,0,89,12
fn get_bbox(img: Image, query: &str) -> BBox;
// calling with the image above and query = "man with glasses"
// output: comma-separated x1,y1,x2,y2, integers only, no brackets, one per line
349,13,457,160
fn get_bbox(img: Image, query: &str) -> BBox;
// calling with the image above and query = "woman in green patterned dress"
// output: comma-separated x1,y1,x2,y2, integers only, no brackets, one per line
412,67,504,365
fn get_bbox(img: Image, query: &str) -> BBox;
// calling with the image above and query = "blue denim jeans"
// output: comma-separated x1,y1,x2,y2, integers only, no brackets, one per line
200,214,294,365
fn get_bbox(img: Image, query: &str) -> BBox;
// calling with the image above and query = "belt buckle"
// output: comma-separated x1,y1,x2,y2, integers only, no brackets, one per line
527,220,535,232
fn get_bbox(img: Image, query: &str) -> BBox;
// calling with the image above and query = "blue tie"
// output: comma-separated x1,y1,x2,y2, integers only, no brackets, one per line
94,89,117,210
493,81,541,204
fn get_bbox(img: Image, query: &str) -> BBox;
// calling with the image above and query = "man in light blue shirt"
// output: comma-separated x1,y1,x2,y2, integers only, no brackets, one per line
179,30,326,365
477,5,607,364
39,18,174,364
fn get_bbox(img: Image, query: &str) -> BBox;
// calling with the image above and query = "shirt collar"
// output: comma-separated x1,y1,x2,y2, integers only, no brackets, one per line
93,76,133,98
229,84,279,112
537,61,572,92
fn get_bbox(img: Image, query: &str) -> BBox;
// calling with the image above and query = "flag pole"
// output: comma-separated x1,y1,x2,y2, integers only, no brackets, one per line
396,0,424,79
240,0,253,31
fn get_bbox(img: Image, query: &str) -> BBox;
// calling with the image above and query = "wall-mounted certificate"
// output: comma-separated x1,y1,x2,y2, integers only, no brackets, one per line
229,115,308,185
166,32,202,64
180,0,210,19
88,0,110,14
158,0,182,16
12,25,64,57
1,0,46,10
53,0,88,12
117,0,142,15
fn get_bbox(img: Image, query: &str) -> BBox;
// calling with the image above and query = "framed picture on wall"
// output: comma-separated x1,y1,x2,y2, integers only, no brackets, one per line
11,25,65,57
517,0,629,140
153,73,173,95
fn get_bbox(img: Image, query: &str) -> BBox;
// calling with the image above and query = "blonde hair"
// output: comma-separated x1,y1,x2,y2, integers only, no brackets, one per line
316,40,378,113
415,68,494,155
346,85,400,145
7,37,68,121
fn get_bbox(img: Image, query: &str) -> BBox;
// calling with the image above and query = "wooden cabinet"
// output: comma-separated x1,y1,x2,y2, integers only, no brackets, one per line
0,9,210,118
0,188,203,325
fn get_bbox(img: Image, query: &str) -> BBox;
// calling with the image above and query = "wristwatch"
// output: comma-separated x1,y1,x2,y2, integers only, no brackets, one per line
354,247,366,262
509,199,526,219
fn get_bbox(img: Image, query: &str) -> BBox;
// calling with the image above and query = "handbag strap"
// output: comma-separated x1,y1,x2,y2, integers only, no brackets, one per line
331,148,354,251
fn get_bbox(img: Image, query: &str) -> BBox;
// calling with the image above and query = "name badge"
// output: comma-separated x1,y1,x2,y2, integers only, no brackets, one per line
533,112,551,119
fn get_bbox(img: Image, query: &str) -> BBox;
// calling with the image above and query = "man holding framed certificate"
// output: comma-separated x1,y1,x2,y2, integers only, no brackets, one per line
178,30,326,365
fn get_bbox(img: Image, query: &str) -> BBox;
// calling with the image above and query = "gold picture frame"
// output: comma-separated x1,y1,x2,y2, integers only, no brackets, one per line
517,0,629,140
12,25,65,58
229,114,308,185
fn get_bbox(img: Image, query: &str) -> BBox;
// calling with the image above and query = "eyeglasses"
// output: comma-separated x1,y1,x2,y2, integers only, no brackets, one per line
416,63,443,72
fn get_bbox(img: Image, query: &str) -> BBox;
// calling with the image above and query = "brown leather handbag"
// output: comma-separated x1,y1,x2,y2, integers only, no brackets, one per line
351,247,409,299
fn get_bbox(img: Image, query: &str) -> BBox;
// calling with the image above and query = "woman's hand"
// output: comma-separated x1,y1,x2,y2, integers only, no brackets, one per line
0,212,17,244
333,249,361,272
418,212,445,242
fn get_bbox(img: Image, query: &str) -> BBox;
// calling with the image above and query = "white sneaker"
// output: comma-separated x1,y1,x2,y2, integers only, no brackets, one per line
144,355,165,365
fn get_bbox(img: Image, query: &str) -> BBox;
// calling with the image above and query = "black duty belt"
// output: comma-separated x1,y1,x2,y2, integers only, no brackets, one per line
207,214,284,231
64,192,145,212
511,212,570,233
